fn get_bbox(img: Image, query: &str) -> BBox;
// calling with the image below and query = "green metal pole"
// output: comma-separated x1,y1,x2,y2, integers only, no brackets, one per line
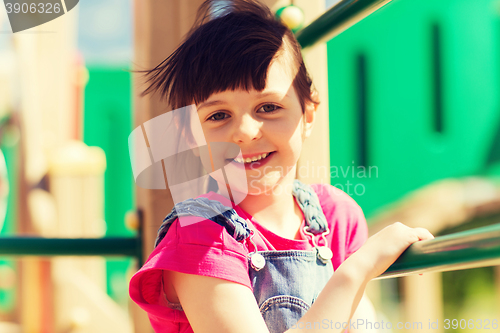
2,224,500,278
295,0,392,49
0,237,142,261
378,223,500,279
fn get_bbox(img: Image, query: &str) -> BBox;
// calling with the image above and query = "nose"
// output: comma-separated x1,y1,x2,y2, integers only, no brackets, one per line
232,113,262,144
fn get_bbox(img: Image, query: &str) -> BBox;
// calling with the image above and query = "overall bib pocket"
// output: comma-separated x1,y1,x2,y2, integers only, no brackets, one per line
259,295,311,333
248,249,334,333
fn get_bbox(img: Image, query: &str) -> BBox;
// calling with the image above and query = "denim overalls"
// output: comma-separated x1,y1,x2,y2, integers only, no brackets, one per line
155,180,334,333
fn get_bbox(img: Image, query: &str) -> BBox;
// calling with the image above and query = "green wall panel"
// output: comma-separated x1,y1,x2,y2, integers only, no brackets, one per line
83,67,135,302
0,141,19,313
327,0,500,219
83,67,134,237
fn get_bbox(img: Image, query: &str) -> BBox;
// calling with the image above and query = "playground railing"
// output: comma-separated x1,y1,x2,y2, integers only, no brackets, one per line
378,223,500,278
0,236,143,265
0,212,144,266
296,0,392,48
1,223,500,278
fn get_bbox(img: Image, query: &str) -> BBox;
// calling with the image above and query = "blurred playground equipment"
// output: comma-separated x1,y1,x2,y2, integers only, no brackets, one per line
0,0,500,332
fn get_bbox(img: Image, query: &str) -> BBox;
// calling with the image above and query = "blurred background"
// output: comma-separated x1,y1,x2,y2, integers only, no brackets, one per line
0,0,499,332
0,0,135,332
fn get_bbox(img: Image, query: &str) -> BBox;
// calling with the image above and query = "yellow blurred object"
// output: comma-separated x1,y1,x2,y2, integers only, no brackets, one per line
0,265,16,289
125,210,139,231
49,140,106,176
74,65,90,87
53,266,133,333
279,5,304,31
70,306,91,328
0,322,21,333
28,188,58,237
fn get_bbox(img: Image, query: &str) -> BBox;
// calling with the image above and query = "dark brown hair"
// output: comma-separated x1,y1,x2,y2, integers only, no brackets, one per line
140,0,318,112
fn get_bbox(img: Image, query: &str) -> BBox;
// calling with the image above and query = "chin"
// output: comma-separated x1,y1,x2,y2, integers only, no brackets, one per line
247,178,294,197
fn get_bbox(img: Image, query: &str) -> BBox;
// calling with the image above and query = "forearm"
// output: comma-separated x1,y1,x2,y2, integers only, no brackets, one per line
283,222,434,333
348,294,378,333
285,258,370,333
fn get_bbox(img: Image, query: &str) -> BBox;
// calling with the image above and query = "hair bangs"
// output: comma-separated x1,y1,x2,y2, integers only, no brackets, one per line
139,0,318,112
186,15,285,107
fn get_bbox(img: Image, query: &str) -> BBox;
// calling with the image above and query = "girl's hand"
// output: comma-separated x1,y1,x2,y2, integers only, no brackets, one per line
348,222,434,281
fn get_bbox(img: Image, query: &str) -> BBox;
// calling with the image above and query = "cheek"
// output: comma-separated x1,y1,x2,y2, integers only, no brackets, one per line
197,115,225,144
187,110,207,146
199,125,226,144
290,122,306,158
269,115,302,137
267,118,303,152
287,118,306,143
273,130,303,164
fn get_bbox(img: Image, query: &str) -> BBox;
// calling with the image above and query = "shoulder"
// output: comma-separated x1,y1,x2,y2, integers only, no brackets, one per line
157,191,250,248
138,212,251,278
130,196,252,310
310,183,365,219
310,183,368,256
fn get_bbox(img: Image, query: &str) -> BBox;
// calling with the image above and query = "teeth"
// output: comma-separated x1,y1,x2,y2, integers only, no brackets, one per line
233,153,270,164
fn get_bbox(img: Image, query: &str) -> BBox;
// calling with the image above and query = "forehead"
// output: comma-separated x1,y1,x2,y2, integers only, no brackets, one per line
202,56,296,105
261,58,295,95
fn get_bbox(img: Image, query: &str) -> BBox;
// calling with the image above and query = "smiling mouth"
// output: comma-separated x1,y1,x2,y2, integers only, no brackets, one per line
231,152,274,164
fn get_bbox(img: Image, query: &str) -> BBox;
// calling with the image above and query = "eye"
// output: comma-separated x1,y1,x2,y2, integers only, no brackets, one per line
258,104,280,113
207,112,230,122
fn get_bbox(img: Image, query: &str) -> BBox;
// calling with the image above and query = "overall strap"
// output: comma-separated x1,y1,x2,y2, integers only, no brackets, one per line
154,180,328,247
154,197,251,248
292,180,328,235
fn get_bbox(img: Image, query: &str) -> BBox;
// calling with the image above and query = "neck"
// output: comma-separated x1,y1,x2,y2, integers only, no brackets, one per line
237,177,304,238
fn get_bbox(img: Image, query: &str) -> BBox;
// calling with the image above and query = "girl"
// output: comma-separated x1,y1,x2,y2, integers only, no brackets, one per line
129,1,434,332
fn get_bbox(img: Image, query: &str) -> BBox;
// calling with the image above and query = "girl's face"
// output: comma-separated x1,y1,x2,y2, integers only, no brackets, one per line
196,58,316,196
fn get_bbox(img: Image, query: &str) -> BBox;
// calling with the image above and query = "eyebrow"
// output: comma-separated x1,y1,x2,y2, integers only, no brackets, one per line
259,91,289,99
197,100,225,111
197,91,289,111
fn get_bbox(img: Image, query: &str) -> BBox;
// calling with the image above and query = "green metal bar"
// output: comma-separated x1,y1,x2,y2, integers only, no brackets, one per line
295,0,392,49
3,223,500,279
0,237,142,260
378,223,500,279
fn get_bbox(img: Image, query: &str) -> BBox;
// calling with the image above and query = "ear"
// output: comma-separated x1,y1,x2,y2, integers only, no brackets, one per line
303,90,319,139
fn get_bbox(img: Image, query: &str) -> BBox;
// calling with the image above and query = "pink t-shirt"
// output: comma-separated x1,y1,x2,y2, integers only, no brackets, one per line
129,183,368,333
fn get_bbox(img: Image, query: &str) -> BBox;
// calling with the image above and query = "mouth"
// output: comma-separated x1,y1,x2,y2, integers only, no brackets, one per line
228,152,275,166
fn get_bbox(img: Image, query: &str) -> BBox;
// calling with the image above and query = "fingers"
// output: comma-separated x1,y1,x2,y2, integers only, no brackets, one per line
411,227,434,241
385,222,434,244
